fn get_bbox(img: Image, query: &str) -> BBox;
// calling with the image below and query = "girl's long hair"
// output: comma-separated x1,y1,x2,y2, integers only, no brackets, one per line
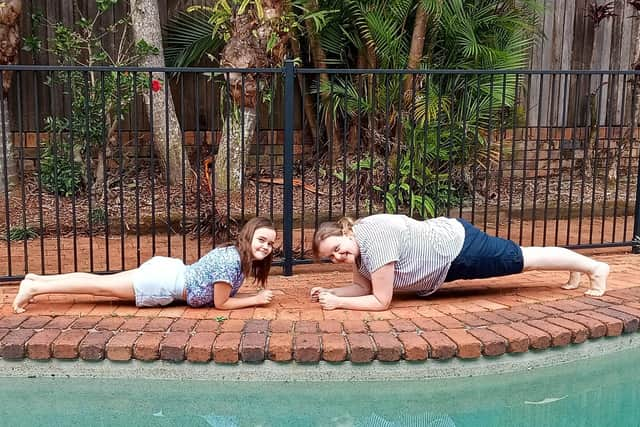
233,216,275,286
312,217,355,259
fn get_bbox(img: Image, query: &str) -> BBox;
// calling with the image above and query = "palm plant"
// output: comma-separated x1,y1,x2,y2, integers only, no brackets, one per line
312,0,540,215
163,0,540,213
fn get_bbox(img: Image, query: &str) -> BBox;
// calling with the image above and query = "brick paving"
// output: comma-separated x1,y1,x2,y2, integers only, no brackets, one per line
0,252,639,364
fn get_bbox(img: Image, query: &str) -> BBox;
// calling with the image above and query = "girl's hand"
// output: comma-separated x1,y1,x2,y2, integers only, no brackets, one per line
318,291,340,310
256,289,274,305
310,287,331,302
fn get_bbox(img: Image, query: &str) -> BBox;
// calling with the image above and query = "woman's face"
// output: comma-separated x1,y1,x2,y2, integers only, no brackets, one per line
251,227,276,260
316,235,360,264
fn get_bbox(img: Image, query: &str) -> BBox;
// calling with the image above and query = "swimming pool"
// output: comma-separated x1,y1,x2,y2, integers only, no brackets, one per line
0,340,638,426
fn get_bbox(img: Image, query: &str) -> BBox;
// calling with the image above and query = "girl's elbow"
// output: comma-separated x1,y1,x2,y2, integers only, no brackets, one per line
214,299,230,310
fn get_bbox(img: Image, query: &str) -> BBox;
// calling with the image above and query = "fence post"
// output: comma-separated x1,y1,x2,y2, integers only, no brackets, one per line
282,60,295,274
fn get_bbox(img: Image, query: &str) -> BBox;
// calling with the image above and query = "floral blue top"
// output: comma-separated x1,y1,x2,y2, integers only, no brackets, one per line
183,246,245,307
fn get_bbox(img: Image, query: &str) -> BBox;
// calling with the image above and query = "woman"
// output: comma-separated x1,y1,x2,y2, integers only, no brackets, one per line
311,214,609,311
13,217,277,313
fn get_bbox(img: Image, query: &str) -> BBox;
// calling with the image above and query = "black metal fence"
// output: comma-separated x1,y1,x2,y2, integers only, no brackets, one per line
0,63,638,280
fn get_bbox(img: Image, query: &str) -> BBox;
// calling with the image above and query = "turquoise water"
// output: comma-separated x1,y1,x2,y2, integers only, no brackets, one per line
0,347,639,427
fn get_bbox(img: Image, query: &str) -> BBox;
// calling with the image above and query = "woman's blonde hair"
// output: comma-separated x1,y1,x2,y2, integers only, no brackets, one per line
312,217,355,259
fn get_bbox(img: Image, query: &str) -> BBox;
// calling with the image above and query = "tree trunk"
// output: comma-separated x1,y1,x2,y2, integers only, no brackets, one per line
290,37,318,142
130,0,190,185
216,108,256,190
0,96,15,193
0,0,21,194
404,3,428,102
215,0,288,192
305,0,342,160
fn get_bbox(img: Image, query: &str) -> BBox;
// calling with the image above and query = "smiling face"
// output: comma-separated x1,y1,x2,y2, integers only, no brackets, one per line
316,235,360,264
251,227,277,261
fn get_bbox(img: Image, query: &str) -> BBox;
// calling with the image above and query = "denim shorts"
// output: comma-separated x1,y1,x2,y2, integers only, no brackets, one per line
444,219,524,282
132,256,186,307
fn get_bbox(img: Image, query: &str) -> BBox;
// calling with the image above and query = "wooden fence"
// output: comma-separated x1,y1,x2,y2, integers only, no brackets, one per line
529,0,640,127
13,0,640,132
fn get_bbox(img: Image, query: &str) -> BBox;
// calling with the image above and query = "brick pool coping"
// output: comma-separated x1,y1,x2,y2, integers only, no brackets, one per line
0,253,638,365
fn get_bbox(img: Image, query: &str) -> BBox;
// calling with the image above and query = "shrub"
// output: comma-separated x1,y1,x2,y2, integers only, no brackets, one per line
39,141,83,197
6,226,39,241
89,207,106,225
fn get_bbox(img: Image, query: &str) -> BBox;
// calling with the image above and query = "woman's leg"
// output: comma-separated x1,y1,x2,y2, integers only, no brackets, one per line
13,270,138,313
521,247,609,296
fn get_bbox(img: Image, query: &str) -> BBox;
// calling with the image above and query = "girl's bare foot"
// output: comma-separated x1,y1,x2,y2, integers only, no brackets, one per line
561,272,582,290
585,262,609,297
12,279,35,313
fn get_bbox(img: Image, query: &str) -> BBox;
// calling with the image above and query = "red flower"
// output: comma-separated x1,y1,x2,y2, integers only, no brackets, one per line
151,79,162,92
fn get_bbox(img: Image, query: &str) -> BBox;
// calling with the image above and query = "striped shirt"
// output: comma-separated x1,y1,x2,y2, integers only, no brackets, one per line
352,215,465,296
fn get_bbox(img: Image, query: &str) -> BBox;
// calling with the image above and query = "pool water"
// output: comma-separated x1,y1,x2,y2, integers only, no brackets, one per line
0,346,638,427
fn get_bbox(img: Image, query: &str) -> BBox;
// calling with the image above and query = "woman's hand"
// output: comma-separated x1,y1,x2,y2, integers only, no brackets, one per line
318,291,340,310
255,289,274,305
310,286,332,302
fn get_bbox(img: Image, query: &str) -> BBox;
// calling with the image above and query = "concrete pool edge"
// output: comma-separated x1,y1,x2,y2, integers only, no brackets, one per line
0,333,638,382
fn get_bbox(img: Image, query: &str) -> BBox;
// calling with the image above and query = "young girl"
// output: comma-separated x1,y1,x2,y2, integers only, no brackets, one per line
12,217,277,313
311,214,610,311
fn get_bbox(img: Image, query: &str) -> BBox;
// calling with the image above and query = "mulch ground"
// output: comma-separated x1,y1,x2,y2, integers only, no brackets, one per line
1,165,635,238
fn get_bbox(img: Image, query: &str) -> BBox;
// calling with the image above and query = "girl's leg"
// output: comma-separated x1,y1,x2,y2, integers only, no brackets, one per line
561,272,582,291
26,272,114,282
13,270,138,313
521,247,609,296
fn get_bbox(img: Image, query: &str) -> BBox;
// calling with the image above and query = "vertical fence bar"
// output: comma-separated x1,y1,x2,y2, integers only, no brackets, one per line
133,71,141,266
299,73,307,261
625,74,638,245
117,71,125,269
507,72,520,241
282,60,295,275
634,156,640,254
611,73,627,244
65,71,78,272
100,72,110,271
269,74,276,221
34,71,45,274
16,72,27,274
0,71,10,276
164,71,171,258
180,73,187,261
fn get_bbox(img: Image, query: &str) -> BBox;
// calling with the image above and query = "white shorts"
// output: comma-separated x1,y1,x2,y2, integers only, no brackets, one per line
132,256,186,307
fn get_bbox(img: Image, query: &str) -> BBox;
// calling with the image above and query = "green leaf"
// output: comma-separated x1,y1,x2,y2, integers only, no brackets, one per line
332,171,347,182
164,10,223,67
96,0,118,13
22,35,42,53
135,39,160,56
6,226,39,242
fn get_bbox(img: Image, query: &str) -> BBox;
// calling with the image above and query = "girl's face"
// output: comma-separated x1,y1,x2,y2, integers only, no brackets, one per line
316,235,360,264
251,227,277,260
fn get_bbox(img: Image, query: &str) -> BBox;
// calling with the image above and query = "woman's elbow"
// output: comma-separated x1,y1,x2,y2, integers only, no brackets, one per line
375,297,392,311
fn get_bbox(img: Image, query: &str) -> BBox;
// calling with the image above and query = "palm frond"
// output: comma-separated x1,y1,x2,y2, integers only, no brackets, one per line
163,10,223,68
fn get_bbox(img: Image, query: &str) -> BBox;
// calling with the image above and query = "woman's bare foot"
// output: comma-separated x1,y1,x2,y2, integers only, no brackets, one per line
561,272,582,290
585,262,609,297
12,279,35,313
